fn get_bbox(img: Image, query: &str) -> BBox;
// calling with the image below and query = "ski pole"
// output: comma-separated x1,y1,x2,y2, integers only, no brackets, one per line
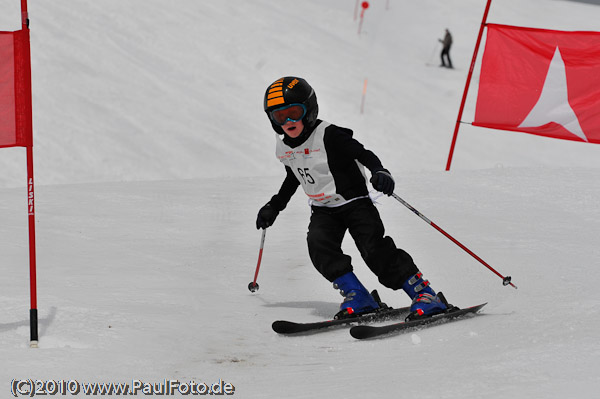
248,228,267,292
426,41,441,66
391,193,517,289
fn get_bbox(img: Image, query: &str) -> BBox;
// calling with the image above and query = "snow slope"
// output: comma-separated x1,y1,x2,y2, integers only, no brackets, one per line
1,0,599,398
1,0,600,187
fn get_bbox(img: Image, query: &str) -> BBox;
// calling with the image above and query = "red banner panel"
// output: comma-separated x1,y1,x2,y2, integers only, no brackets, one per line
474,24,600,144
0,29,32,148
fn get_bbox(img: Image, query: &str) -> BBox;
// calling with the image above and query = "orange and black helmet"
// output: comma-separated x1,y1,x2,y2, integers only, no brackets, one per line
264,76,318,134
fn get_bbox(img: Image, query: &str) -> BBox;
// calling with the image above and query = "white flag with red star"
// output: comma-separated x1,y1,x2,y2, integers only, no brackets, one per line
474,24,600,144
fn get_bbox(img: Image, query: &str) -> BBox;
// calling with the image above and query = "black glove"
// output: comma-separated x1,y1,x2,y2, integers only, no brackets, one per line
370,169,395,196
256,203,279,229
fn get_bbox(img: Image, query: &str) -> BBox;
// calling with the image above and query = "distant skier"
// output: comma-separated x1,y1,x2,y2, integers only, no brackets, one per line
439,28,453,68
256,76,448,320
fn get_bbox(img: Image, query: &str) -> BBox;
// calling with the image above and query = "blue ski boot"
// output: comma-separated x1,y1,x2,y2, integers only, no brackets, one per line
333,272,380,319
402,272,447,319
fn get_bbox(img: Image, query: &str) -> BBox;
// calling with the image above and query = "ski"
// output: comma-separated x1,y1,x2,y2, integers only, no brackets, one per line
272,305,411,335
349,303,487,340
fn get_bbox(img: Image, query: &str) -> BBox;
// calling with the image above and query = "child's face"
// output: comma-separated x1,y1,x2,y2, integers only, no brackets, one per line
281,119,304,138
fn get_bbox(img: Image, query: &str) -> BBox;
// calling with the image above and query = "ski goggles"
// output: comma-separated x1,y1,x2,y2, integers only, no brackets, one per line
269,103,307,126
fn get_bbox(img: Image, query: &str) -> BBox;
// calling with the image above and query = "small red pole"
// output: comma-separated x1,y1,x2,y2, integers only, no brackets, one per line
445,0,493,171
358,1,369,35
360,78,368,114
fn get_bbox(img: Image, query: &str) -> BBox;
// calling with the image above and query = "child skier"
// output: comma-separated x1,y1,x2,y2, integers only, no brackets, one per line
256,76,447,320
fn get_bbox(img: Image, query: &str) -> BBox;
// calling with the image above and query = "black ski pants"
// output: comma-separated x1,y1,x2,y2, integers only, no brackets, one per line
306,198,418,290
441,45,453,68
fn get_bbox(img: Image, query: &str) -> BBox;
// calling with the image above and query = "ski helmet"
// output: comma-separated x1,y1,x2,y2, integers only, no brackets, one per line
264,77,318,135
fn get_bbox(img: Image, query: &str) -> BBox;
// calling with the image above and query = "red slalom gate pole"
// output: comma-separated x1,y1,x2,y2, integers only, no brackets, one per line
445,0,493,171
391,193,517,289
21,0,39,348
360,78,368,114
358,1,369,34
248,228,266,292
27,151,38,347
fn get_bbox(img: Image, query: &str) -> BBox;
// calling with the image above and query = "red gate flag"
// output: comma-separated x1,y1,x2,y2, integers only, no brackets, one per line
474,24,600,144
0,29,33,148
